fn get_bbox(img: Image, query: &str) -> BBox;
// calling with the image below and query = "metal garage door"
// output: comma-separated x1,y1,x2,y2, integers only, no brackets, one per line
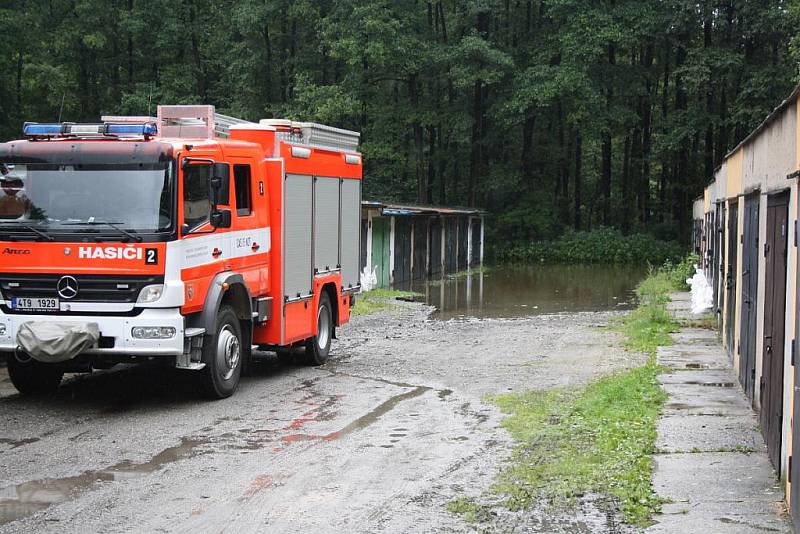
739,192,759,403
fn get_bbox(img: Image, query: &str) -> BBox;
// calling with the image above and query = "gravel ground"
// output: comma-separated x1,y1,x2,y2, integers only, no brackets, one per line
0,302,645,533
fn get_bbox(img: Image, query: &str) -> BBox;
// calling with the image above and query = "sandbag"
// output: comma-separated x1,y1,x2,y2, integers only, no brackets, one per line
16,321,100,363
687,265,713,315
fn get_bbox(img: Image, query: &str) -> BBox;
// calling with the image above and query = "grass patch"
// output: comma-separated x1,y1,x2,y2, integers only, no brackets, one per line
446,496,487,523
350,288,421,316
616,254,696,355
466,255,698,527
489,361,666,525
616,294,677,355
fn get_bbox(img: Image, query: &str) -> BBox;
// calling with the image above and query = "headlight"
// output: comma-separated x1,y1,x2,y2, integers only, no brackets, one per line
131,326,176,339
137,284,164,304
0,322,6,336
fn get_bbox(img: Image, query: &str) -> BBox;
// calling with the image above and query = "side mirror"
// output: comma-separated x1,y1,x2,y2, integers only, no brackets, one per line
209,163,230,206
210,209,232,229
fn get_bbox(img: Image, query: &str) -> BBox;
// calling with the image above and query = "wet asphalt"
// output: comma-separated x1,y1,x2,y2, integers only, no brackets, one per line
0,303,644,533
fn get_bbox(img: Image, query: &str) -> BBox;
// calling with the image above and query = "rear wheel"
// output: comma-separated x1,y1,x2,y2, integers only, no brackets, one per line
201,305,243,399
304,292,333,365
7,354,64,395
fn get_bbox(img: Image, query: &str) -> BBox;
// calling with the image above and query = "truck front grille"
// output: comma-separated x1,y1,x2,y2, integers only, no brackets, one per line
0,274,163,307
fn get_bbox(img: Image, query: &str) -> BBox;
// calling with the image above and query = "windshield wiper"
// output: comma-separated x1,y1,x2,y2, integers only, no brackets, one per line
62,220,143,242
0,222,54,241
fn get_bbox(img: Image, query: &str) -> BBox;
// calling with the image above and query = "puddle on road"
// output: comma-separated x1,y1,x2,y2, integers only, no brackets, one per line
396,264,647,320
0,437,39,449
281,386,429,443
0,436,208,526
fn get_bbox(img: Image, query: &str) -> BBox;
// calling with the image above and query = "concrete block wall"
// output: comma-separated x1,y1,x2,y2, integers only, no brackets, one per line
692,86,800,519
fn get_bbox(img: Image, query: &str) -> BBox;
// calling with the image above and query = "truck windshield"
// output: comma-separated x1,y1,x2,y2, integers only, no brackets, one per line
0,163,172,233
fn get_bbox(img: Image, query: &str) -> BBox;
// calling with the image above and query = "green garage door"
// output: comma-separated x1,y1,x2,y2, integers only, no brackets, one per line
371,217,391,288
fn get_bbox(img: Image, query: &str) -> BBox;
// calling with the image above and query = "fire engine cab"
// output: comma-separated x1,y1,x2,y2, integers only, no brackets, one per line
0,105,362,398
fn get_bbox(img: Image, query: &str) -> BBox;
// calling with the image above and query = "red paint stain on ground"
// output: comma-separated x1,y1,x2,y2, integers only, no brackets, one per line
242,474,274,500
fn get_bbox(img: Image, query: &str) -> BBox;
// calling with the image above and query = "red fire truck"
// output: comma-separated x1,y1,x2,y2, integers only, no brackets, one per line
0,105,362,398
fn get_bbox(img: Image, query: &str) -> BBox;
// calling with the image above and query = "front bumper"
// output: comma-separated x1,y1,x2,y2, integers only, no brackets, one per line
0,308,185,357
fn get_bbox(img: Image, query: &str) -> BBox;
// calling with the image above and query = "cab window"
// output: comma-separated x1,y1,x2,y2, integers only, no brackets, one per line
234,164,252,216
183,165,211,229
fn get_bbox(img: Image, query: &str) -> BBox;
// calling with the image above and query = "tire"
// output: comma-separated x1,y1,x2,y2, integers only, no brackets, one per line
201,305,243,399
7,355,64,395
304,292,333,366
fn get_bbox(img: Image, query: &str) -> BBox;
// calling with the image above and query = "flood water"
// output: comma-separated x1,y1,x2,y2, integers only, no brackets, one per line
400,264,648,320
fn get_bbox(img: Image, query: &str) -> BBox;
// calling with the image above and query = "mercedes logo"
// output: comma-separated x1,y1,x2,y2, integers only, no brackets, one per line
57,276,79,299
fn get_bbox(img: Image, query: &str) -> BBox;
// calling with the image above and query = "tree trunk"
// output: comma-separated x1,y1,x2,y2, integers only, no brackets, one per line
521,112,536,188
469,79,482,207
127,0,134,86
621,135,631,233
574,129,582,230
427,126,436,203
640,42,654,225
600,43,615,226
409,73,426,202
262,25,273,102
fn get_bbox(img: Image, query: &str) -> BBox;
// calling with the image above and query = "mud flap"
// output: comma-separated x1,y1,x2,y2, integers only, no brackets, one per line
16,322,100,363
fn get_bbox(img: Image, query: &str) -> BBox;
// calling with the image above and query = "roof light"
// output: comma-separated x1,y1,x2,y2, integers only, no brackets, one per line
107,123,158,136
23,123,65,136
23,122,157,138
291,146,311,159
69,124,105,134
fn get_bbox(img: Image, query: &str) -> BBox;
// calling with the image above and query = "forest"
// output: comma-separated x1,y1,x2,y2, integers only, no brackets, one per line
1,0,798,246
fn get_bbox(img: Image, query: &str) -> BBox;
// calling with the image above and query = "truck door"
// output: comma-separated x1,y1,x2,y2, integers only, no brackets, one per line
229,158,269,297
180,158,233,314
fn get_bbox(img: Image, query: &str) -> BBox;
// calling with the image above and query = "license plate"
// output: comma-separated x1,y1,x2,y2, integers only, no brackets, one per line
11,297,59,311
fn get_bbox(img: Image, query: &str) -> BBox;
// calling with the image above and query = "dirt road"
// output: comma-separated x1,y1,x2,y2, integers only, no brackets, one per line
0,302,643,533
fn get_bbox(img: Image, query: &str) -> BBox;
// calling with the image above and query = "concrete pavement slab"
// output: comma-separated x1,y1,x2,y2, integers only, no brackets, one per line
661,382,754,416
671,329,722,346
658,369,737,387
657,345,729,370
652,452,783,504
655,414,764,453
648,509,791,534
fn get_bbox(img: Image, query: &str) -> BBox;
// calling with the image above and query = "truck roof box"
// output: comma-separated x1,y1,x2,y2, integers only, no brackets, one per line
152,105,360,152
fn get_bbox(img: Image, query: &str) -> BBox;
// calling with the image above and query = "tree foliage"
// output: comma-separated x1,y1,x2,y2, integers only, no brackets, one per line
1,0,797,242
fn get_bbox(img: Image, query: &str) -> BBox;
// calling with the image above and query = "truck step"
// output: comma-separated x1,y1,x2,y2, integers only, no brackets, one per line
176,362,206,371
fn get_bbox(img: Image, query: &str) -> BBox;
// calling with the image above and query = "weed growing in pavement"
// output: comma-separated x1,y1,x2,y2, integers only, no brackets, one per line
350,289,421,316
681,315,717,330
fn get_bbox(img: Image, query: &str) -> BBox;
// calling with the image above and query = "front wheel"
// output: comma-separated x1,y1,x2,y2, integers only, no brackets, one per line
200,305,243,399
7,354,64,395
304,292,333,365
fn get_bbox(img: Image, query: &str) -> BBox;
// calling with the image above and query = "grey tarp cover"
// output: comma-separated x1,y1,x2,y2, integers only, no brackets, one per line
16,321,100,363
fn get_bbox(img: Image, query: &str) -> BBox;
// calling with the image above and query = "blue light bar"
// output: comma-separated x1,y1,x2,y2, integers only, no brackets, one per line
22,122,157,138
106,123,158,136
23,123,65,136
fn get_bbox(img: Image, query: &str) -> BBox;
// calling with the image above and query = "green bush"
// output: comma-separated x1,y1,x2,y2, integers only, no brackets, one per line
495,227,686,265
